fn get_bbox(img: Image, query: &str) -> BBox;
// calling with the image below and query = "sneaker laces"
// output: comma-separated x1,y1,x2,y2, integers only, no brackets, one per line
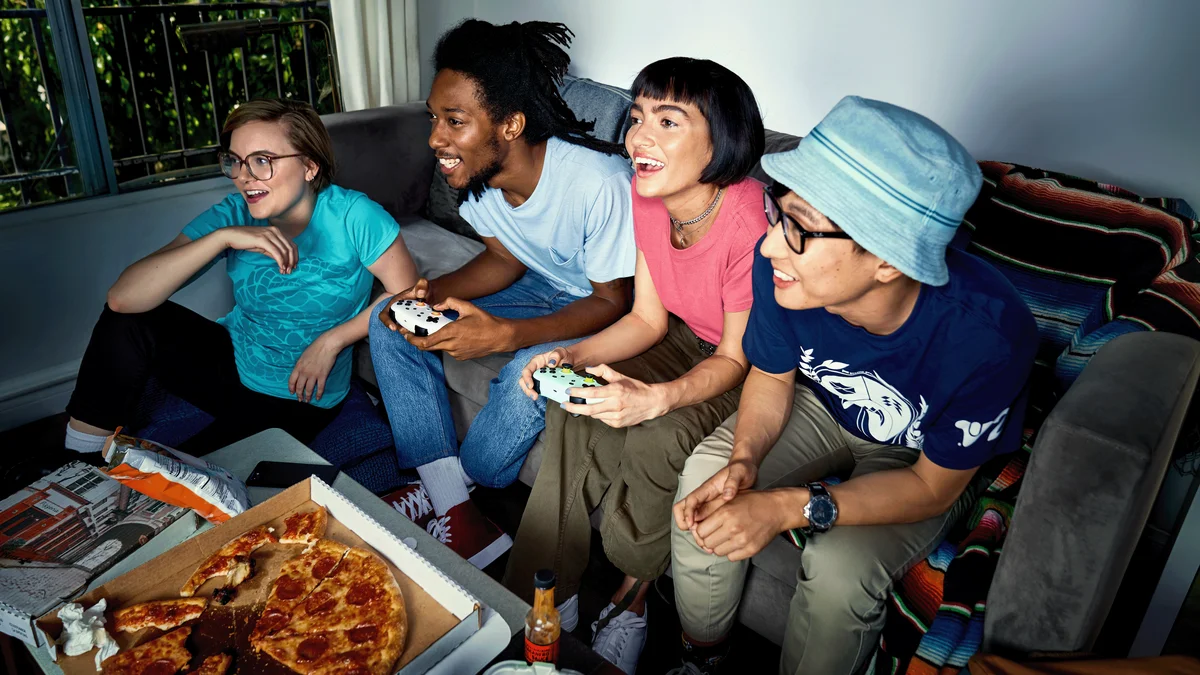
392,486,433,522
426,515,452,544
590,601,646,667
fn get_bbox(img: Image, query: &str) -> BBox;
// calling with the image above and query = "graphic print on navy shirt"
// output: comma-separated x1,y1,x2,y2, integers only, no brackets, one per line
742,240,1038,470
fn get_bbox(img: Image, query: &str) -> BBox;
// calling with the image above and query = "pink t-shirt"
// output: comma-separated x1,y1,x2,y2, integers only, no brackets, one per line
632,176,767,345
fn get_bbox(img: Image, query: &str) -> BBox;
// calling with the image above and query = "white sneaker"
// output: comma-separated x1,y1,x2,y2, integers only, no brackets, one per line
590,602,647,675
556,594,579,633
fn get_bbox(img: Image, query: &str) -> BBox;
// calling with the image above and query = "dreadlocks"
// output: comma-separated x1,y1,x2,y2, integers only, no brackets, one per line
434,20,625,162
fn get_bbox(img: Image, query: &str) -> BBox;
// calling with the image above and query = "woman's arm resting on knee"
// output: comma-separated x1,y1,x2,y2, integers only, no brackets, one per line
290,235,419,402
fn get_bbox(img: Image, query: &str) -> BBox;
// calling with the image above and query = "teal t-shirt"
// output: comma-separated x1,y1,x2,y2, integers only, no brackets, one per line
181,184,400,408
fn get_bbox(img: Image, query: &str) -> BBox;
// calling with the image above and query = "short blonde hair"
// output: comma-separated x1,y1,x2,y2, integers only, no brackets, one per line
221,98,336,192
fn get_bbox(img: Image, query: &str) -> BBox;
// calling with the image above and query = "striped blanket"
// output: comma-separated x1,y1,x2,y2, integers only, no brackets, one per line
873,162,1200,674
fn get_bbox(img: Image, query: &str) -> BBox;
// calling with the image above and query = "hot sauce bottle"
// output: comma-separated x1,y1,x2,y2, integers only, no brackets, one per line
524,569,561,665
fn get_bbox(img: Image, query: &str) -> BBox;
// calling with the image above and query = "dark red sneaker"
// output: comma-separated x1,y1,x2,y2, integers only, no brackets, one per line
383,482,436,529
425,499,512,569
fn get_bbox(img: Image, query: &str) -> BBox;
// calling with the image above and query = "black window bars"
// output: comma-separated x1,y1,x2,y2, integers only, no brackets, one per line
0,0,334,211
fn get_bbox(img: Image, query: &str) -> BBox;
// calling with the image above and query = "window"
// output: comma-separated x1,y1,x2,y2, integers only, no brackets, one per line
63,471,105,494
0,0,337,213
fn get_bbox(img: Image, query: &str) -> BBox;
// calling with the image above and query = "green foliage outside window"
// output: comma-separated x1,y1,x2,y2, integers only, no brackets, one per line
0,0,335,212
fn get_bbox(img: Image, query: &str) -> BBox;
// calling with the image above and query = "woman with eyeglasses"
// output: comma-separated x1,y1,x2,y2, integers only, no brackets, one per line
62,99,418,456
503,58,765,674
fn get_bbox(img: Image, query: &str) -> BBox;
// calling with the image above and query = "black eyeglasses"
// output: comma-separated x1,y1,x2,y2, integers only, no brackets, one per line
218,151,305,181
763,185,853,255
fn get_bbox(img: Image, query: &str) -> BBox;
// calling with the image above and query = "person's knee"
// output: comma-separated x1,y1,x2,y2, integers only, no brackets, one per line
368,300,395,340
459,447,518,489
796,541,887,620
674,442,729,503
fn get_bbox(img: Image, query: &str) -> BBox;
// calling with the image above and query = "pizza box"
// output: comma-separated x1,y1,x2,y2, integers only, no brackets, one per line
35,476,483,674
0,461,198,648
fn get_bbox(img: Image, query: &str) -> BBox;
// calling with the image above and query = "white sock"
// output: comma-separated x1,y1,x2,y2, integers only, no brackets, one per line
417,457,471,516
65,425,107,454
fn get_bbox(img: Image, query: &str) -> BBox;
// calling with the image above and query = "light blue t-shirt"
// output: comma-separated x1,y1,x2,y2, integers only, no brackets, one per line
459,137,636,297
182,184,400,408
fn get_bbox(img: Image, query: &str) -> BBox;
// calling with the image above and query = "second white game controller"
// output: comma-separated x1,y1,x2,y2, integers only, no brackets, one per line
532,365,608,409
390,299,459,337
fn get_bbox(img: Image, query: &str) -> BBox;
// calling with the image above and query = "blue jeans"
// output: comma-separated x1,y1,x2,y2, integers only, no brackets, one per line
369,272,583,488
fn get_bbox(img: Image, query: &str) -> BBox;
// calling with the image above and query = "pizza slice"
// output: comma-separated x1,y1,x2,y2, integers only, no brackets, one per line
184,653,233,675
268,547,403,638
258,626,402,675
180,525,277,600
278,506,328,547
100,626,191,675
112,597,208,633
250,538,350,643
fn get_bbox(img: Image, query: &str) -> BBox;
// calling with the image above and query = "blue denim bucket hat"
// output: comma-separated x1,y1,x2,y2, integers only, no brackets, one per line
761,96,982,286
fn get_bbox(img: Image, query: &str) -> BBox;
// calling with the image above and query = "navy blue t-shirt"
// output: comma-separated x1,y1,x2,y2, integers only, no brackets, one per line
743,243,1038,470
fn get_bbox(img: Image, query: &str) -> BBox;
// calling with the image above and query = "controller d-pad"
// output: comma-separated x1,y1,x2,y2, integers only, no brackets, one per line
426,317,439,323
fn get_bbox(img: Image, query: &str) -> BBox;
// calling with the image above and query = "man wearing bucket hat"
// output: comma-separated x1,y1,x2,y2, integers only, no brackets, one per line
667,96,1038,674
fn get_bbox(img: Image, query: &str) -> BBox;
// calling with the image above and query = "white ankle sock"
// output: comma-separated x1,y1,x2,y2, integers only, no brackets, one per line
417,457,471,516
65,425,107,454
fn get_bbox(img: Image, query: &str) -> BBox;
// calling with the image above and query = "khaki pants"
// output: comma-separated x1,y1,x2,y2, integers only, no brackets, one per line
504,317,740,604
671,385,979,675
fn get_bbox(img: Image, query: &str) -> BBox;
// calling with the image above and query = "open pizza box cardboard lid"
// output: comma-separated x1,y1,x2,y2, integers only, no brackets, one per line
36,477,483,674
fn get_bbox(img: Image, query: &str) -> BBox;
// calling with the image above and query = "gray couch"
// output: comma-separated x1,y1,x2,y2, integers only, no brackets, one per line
321,83,1200,655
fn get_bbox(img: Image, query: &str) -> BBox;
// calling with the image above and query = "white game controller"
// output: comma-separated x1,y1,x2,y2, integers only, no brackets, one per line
390,299,459,337
532,365,608,411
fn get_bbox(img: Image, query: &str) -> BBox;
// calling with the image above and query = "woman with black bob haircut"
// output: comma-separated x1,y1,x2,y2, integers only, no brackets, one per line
505,58,766,673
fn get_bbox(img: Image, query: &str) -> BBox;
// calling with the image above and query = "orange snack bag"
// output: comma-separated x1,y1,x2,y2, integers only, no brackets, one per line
101,431,250,523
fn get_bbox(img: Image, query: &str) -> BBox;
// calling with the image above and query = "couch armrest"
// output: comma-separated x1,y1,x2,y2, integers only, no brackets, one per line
322,102,434,219
984,332,1200,654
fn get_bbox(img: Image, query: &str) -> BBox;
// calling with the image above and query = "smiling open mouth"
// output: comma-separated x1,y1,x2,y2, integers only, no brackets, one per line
245,189,268,204
438,157,462,171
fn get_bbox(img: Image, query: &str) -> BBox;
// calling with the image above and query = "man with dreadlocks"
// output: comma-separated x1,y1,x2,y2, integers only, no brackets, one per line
371,19,635,568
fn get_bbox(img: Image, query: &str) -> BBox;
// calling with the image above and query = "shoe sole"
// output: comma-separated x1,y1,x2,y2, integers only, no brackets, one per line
466,532,513,569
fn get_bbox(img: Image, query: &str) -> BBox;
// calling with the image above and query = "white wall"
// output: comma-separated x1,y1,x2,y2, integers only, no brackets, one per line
0,179,235,430
417,0,1200,209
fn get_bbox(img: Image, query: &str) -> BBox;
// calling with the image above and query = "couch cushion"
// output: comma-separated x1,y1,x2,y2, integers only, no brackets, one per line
558,75,633,144
748,130,802,186
398,216,486,278
323,103,434,220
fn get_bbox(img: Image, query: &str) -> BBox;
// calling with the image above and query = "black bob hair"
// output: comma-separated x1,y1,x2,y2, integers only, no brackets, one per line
631,57,765,187
433,20,624,160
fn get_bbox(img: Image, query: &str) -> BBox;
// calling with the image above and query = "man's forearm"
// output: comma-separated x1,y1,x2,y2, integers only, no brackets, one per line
427,250,525,303
774,465,967,532
505,291,629,351
730,368,796,466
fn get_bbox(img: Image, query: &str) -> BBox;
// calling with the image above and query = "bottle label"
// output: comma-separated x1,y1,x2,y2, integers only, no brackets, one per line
525,637,559,664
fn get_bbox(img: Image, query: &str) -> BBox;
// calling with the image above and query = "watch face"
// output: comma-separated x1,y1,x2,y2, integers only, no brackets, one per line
810,499,836,527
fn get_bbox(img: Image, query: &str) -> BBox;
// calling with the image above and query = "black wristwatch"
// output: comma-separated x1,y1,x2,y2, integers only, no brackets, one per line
802,483,838,535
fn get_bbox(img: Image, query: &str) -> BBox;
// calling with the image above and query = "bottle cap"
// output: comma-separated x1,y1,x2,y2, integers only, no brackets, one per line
534,569,556,590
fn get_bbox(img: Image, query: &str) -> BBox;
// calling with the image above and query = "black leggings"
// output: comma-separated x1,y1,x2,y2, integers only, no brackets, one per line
67,302,343,455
